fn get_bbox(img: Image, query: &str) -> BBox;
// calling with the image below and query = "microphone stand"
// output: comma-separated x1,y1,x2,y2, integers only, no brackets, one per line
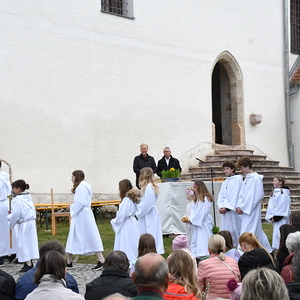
196,158,216,226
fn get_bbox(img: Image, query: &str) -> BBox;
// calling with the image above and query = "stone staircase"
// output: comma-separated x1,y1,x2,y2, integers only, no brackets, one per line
181,146,300,216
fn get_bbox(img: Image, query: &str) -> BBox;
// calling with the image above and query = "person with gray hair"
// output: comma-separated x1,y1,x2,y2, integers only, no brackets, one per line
287,249,300,300
103,293,132,300
241,268,289,300
281,231,300,283
133,144,156,188
85,251,137,300
156,147,181,178
132,253,169,300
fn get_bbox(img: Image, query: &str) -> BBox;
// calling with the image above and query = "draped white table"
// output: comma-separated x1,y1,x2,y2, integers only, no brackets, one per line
156,181,222,235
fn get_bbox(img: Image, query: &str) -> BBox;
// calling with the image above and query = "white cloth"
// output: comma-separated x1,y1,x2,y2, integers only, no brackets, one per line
136,183,164,254
265,188,291,250
237,172,272,252
66,181,103,255
7,192,39,262
111,197,139,262
0,171,17,256
183,200,193,248
190,197,213,257
217,174,243,247
24,274,84,300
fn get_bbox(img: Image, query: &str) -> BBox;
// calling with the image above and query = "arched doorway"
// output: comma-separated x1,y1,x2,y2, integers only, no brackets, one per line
211,51,245,146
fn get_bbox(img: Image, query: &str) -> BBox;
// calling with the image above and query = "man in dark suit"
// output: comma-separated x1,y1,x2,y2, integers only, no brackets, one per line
156,147,181,178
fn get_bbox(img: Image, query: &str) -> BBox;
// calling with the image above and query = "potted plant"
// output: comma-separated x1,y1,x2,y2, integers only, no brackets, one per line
161,168,181,182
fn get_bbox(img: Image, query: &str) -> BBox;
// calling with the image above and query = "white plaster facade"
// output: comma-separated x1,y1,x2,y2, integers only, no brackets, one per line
0,1,292,201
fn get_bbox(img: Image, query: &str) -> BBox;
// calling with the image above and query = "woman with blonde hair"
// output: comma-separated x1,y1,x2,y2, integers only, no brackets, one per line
111,179,141,262
164,250,201,300
136,167,164,254
241,268,289,300
238,232,279,280
197,234,240,300
190,181,213,258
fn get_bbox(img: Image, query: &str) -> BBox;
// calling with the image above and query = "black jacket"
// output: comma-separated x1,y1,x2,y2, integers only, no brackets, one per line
238,248,279,280
133,154,156,187
0,269,15,300
287,282,300,300
85,269,137,300
156,155,182,178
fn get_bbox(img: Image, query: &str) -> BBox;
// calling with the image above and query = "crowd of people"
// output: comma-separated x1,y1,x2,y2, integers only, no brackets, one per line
0,151,299,300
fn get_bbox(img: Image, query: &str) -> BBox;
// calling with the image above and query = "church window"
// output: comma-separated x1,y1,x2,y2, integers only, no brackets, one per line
291,0,300,54
101,0,134,19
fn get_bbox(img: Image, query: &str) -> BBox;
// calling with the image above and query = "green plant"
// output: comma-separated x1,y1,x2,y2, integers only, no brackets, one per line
161,168,181,178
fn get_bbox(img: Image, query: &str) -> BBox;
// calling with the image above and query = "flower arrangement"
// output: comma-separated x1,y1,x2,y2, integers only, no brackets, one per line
161,167,181,179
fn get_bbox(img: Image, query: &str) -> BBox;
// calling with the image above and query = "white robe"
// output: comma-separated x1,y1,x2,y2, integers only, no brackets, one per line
7,193,39,262
183,200,193,248
265,188,291,250
111,197,139,262
237,172,272,252
136,183,164,254
217,174,243,247
190,197,213,257
66,181,103,255
0,171,17,256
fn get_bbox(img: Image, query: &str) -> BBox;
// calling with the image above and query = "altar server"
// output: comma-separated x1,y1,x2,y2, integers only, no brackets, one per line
136,167,164,254
236,156,272,252
0,161,17,266
265,177,291,250
7,179,39,272
190,180,213,258
66,170,104,270
111,179,141,262
217,160,243,247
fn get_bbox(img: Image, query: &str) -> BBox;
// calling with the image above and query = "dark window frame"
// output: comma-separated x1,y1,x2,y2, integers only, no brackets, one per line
101,0,134,19
291,0,300,55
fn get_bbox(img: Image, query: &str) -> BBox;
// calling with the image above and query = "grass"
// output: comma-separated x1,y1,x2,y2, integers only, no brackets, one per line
37,217,273,264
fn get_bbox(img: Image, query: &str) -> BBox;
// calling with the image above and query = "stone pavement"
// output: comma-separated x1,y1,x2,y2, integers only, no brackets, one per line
2,260,102,296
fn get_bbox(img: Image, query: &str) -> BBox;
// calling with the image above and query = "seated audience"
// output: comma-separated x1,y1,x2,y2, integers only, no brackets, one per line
85,251,137,300
15,240,78,300
276,224,296,271
240,268,289,300
281,231,300,283
168,235,197,272
290,211,300,231
130,233,157,276
197,234,240,300
0,269,15,300
132,253,169,300
164,250,200,300
287,249,300,300
24,250,84,300
218,230,241,261
238,232,279,280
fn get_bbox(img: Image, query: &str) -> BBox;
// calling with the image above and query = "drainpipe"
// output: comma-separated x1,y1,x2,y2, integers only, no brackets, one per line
284,0,295,169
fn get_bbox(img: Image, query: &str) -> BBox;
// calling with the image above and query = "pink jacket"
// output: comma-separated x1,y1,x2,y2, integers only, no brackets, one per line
197,254,240,300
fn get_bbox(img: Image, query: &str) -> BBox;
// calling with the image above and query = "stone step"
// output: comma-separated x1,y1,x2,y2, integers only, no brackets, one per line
196,159,280,167
215,149,254,156
206,154,267,162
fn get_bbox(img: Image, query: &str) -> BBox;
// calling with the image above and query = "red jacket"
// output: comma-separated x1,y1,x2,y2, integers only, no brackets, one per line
164,283,198,300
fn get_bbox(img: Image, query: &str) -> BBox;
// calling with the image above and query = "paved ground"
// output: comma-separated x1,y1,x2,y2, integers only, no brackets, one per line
2,260,102,296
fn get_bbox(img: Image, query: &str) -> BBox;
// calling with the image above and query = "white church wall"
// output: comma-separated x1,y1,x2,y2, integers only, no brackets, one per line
0,1,289,200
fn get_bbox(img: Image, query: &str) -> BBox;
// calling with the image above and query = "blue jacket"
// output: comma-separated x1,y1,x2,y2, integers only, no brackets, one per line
15,261,79,300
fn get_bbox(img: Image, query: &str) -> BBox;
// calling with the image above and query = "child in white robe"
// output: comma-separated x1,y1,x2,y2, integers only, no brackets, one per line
265,177,291,251
236,156,272,253
189,180,213,258
136,167,164,254
217,161,243,247
111,179,141,262
0,161,17,266
7,179,39,272
181,188,196,248
66,170,104,270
